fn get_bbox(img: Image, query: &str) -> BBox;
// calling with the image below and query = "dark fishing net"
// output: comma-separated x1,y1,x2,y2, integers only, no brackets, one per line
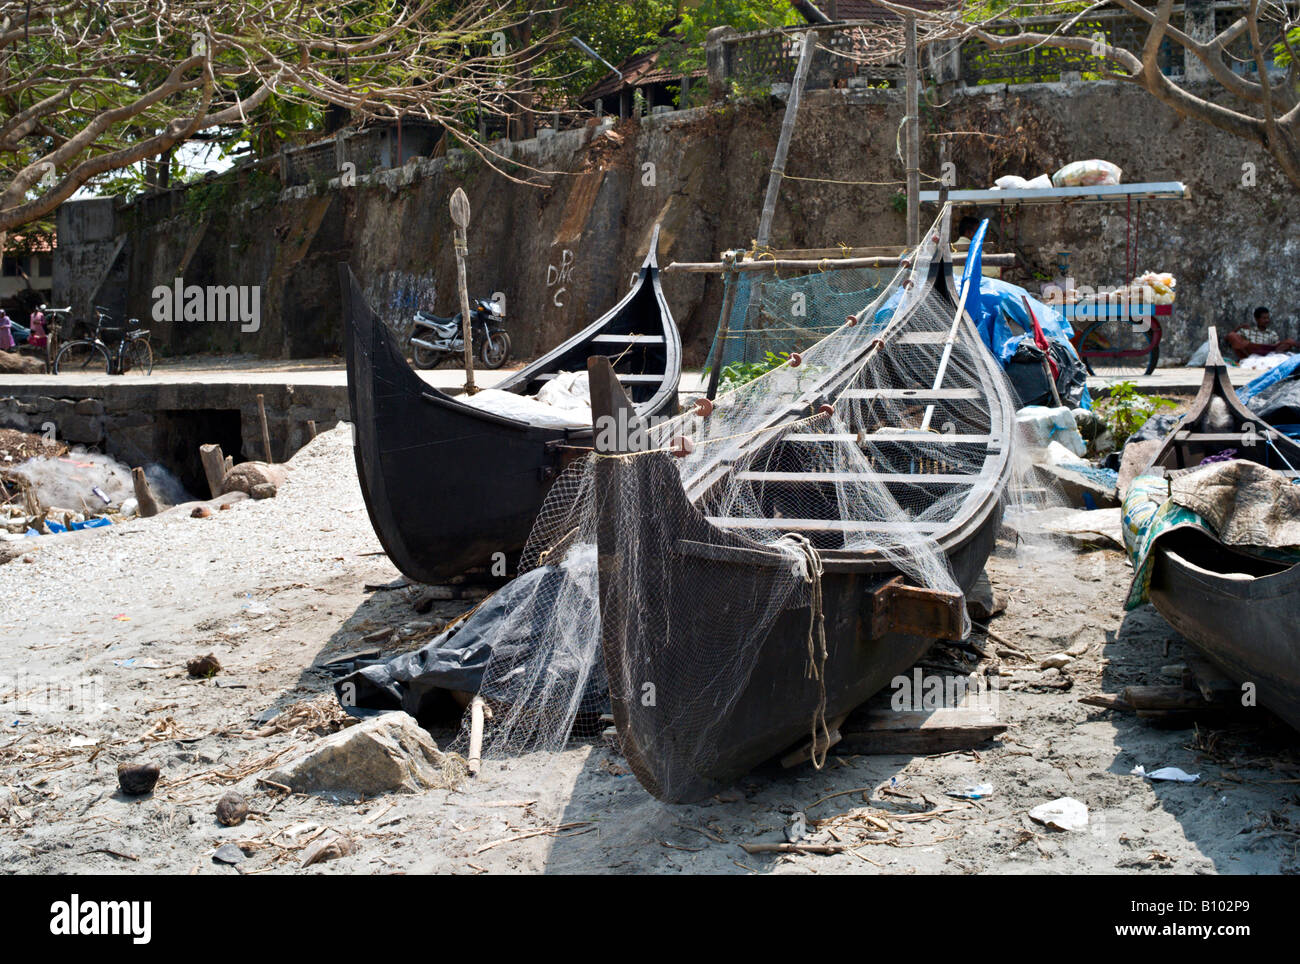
453,207,1027,802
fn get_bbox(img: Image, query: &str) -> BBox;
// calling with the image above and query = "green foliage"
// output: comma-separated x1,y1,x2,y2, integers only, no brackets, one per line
1275,27,1300,68
889,190,908,215
1098,381,1176,445
543,0,800,103
715,349,789,392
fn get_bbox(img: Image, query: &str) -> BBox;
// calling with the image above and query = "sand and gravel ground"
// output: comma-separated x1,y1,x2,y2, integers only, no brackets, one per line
1,426,1297,874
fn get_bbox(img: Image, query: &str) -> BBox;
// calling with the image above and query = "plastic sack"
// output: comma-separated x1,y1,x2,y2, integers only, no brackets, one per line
1025,173,1053,189
1052,159,1122,187
992,175,1029,190
1016,405,1087,457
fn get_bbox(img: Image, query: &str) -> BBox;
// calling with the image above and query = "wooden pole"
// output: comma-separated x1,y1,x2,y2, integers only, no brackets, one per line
905,15,920,248
756,30,817,248
467,695,490,777
199,443,226,499
131,467,160,518
449,188,477,394
256,393,272,463
666,252,1015,274
705,254,740,400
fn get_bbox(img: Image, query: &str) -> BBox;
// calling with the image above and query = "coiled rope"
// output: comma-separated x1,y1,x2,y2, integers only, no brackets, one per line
778,532,831,770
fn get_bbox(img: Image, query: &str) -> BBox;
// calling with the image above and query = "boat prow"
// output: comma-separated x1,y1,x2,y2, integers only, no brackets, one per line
340,228,682,583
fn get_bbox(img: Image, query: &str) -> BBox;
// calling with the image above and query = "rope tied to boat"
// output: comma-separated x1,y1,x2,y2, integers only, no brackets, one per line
778,532,831,770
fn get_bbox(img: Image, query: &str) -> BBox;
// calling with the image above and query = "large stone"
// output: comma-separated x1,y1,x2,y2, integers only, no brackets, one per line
221,461,288,496
0,352,43,374
60,414,104,445
73,398,105,416
267,711,463,798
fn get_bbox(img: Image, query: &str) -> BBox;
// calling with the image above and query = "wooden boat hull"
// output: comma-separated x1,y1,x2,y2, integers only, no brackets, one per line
1149,536,1300,733
597,451,1000,803
340,234,680,583
590,213,1013,802
1141,329,1300,733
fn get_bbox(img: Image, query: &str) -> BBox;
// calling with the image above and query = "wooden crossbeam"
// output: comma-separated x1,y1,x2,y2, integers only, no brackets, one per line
590,334,665,344
735,470,981,484
839,388,982,401
783,432,993,444
706,517,942,534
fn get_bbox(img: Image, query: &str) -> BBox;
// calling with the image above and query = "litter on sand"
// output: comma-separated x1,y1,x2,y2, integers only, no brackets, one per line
1131,766,1200,783
947,783,994,800
1029,797,1090,831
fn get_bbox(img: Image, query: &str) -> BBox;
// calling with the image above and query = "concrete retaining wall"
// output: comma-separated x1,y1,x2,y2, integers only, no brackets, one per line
53,82,1300,366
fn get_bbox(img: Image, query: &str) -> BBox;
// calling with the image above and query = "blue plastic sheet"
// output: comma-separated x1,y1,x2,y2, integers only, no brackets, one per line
1241,354,1300,401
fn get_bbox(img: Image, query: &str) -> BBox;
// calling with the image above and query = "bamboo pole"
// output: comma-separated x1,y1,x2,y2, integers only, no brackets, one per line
666,252,1015,274
705,253,740,401
756,30,817,248
467,695,491,777
450,188,477,395
905,16,920,248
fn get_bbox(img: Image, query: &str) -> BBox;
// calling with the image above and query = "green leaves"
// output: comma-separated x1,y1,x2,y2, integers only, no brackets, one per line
1098,380,1176,446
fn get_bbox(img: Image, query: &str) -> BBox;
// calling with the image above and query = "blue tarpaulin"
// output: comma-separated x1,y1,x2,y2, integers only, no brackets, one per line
1241,354,1300,401
872,222,1089,408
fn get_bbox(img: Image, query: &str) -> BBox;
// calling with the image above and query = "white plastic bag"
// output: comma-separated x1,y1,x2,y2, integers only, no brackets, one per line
1052,159,1122,187
992,174,1029,190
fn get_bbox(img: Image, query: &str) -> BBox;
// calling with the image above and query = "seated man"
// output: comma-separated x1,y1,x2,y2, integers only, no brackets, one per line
1227,306,1300,357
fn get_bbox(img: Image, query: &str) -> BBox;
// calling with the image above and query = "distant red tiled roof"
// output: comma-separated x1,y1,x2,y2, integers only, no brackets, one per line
6,234,54,253
580,50,706,105
823,0,951,20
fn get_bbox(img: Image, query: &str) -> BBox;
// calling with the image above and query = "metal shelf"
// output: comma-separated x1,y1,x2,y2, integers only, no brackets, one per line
920,182,1189,206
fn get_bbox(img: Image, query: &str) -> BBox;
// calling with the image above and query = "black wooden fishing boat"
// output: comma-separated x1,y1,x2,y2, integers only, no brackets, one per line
1142,330,1300,732
341,229,681,584
589,219,1016,802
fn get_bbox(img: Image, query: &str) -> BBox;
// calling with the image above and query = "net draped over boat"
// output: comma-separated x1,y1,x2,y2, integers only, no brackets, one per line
455,207,1020,802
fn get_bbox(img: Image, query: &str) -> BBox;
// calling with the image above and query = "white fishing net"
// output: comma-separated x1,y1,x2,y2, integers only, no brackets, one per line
454,206,1025,802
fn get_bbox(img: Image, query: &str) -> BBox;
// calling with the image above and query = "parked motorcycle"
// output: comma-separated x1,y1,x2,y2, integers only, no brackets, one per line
410,298,511,370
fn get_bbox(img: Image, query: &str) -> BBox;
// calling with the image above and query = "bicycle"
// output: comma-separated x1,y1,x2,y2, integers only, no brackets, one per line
52,307,153,375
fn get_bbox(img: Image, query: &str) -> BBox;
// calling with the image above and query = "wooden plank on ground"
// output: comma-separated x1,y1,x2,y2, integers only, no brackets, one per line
836,704,1005,755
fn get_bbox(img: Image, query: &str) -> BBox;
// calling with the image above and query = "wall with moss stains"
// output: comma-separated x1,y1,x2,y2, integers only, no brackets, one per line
57,81,1300,366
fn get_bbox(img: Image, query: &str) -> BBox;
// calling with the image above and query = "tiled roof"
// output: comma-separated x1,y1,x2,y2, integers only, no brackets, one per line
581,51,706,104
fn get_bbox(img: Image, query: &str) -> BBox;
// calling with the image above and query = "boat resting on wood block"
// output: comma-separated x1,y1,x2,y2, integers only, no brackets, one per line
589,212,1016,803
340,228,681,584
1141,329,1300,732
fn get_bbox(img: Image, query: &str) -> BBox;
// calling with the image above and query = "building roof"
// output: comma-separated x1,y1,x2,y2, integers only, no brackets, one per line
816,0,952,21
580,50,707,105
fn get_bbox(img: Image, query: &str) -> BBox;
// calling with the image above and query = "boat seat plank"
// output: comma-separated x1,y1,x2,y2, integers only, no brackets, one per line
1173,431,1262,445
840,388,982,401
534,372,664,383
706,517,942,534
784,432,993,444
590,334,665,344
894,331,952,344
735,471,982,484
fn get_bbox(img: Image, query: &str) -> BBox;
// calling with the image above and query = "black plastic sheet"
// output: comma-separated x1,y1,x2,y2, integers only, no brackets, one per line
334,547,607,725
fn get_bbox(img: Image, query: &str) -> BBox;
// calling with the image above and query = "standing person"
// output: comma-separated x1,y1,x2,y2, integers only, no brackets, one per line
27,307,47,349
0,309,14,351
1227,306,1300,357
